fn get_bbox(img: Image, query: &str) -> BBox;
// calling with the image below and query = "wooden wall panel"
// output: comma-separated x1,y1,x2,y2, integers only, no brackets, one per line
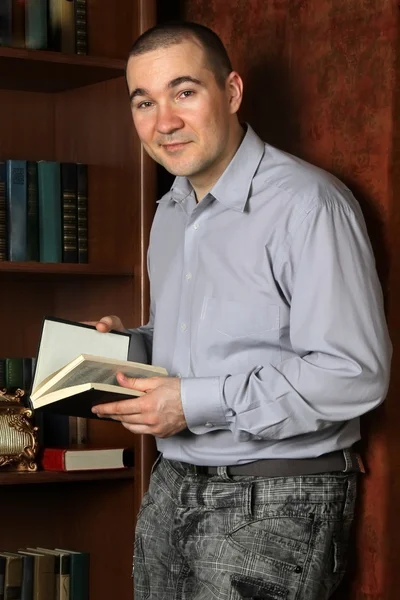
181,1,397,598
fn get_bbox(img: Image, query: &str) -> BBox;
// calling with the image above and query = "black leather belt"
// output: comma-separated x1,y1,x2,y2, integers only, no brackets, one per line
177,449,364,478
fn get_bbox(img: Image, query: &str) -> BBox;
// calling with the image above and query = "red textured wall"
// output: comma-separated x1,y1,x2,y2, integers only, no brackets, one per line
181,1,399,598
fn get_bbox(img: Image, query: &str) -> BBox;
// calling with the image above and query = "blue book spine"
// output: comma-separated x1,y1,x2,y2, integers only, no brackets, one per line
6,160,27,262
25,0,48,50
20,554,34,600
0,0,12,47
38,161,62,263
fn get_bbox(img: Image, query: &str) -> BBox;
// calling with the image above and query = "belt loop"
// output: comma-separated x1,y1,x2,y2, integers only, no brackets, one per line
343,474,357,518
217,466,231,480
342,449,352,472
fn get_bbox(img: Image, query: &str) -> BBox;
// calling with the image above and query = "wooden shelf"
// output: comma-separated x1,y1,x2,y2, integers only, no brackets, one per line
0,47,126,93
0,262,133,279
0,468,135,485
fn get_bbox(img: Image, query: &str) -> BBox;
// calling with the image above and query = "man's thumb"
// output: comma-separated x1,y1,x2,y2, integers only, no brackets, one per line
116,372,158,391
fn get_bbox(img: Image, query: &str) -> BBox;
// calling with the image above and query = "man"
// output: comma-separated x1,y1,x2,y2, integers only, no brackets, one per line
90,22,391,600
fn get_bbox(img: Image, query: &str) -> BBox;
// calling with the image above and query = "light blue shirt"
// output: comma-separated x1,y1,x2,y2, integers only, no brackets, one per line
132,124,392,465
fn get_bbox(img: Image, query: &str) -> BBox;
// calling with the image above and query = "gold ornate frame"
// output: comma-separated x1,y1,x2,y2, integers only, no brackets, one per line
0,388,39,471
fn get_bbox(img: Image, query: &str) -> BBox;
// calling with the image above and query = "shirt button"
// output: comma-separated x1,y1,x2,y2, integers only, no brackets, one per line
205,422,214,427
185,272,192,280
193,223,199,230
180,323,187,332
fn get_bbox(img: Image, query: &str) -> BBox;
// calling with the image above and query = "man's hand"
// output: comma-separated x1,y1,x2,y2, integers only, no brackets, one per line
92,374,187,438
82,315,125,333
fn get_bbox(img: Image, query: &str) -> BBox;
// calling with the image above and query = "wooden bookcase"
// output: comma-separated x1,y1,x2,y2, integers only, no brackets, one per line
0,1,157,598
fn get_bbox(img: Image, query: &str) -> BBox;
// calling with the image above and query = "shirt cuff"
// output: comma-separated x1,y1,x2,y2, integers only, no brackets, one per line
180,376,227,434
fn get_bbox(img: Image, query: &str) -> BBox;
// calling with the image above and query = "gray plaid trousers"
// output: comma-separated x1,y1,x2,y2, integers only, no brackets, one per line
133,457,357,600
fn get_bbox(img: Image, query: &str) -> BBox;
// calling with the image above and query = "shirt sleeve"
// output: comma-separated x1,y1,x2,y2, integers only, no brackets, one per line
181,196,392,440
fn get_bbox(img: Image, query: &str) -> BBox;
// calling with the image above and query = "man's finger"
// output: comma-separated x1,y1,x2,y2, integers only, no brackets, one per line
109,413,149,425
92,398,141,416
81,316,124,333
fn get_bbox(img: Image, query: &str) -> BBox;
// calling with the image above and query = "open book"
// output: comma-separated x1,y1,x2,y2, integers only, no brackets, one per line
29,317,167,418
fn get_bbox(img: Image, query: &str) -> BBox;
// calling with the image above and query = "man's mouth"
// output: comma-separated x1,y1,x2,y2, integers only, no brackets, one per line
161,141,190,152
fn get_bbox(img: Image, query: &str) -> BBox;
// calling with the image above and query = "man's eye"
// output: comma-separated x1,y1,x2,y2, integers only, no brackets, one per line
179,90,194,99
136,101,153,109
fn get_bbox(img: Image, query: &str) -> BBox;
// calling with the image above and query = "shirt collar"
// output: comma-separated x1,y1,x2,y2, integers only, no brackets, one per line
157,124,265,212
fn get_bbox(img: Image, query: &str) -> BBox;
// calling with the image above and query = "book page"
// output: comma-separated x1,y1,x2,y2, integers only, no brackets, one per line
39,359,162,397
33,319,130,391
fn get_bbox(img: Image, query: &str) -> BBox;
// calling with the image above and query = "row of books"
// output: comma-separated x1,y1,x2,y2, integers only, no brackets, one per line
0,547,88,600
0,0,87,54
0,356,87,448
0,160,88,264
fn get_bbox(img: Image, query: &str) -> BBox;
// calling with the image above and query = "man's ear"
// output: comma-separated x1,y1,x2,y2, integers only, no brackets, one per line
226,71,243,114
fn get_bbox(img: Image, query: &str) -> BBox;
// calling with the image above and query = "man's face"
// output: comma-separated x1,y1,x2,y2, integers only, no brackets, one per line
126,39,236,179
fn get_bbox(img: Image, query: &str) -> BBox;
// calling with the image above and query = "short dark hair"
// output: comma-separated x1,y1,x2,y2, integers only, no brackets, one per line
128,21,233,88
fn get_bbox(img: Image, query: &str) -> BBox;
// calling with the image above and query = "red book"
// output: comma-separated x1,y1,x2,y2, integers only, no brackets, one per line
41,447,134,471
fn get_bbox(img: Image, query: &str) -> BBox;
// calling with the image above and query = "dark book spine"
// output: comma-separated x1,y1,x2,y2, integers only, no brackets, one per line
74,0,87,55
0,161,7,262
0,358,5,389
22,358,33,393
25,0,48,51
0,1,12,46
11,0,25,48
48,0,61,51
6,160,27,262
38,160,62,263
61,162,78,262
27,161,39,261
77,163,88,263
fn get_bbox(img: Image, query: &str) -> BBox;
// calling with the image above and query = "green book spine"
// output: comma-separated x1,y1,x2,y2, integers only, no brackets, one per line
27,161,39,261
70,552,89,600
77,164,88,263
55,551,89,600
38,161,62,263
5,358,24,390
0,161,6,261
25,0,48,50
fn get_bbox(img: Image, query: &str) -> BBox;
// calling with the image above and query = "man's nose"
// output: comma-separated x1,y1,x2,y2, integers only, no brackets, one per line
156,104,184,135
